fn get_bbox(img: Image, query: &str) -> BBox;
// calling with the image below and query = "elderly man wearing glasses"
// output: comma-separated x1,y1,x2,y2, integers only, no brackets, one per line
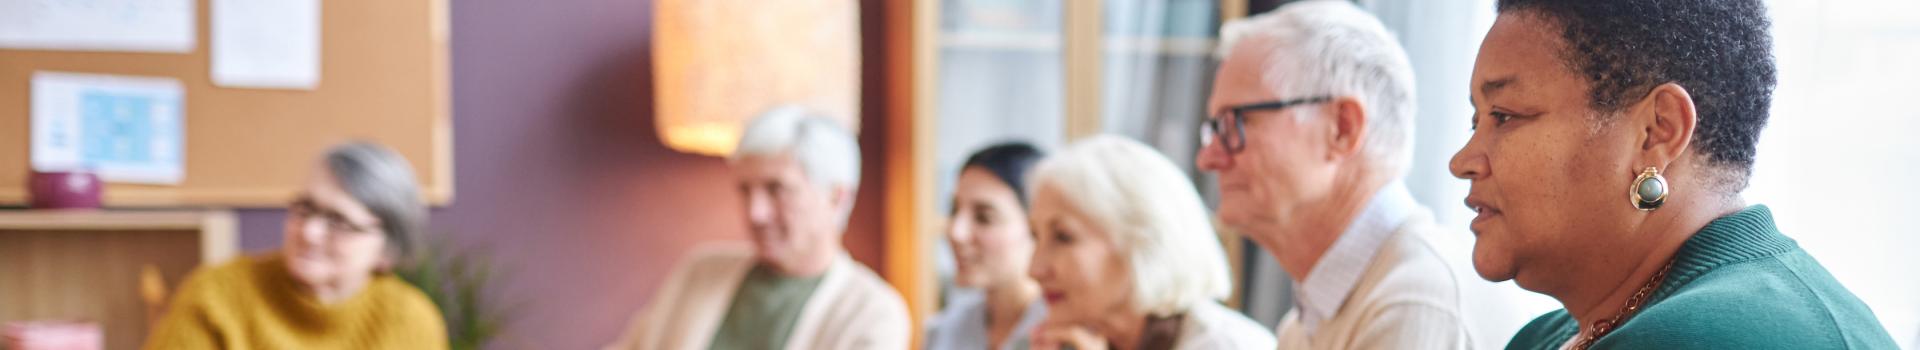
1196,1,1498,349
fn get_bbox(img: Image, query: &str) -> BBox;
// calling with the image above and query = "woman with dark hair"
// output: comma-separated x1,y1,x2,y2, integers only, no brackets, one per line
146,141,445,349
1453,1,1896,349
925,142,1049,350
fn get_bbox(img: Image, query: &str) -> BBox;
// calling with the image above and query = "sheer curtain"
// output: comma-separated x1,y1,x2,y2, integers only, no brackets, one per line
1753,0,1920,346
1100,0,1217,170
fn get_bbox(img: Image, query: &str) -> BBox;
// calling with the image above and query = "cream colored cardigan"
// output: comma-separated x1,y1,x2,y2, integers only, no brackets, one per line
1274,214,1474,350
603,242,910,350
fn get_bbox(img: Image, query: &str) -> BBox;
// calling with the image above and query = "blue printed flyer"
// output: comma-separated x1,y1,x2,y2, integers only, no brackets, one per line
31,71,185,185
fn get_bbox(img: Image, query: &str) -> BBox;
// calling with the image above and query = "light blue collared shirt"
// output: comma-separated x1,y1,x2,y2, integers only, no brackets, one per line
924,290,1048,350
1290,182,1419,336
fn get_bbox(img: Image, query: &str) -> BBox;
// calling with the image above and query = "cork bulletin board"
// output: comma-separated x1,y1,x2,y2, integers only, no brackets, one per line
0,0,451,207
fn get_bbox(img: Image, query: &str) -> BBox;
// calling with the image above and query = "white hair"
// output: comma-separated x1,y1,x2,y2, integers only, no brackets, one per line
730,105,863,225
1027,135,1233,316
1218,0,1418,178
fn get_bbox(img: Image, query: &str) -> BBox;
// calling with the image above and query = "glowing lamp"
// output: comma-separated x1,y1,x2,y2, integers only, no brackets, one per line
653,0,861,156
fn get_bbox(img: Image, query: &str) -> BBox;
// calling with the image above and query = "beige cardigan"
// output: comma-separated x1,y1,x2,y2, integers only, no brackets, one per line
1274,213,1473,350
603,242,910,350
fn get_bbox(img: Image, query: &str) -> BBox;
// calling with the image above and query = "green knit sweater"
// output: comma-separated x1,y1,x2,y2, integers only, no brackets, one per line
1507,205,1898,349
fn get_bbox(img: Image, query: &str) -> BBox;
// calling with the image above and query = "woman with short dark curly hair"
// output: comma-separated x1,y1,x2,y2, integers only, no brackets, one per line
1453,1,1898,349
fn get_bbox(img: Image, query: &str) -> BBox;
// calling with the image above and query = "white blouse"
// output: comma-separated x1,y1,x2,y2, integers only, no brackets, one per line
924,292,1048,350
1173,302,1279,350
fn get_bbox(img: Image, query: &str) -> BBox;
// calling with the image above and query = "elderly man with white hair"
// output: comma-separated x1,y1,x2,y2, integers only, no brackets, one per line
1025,135,1275,350
604,106,909,350
1197,1,1481,349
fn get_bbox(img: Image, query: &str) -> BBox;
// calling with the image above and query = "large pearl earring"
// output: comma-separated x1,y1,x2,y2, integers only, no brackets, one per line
1630,167,1669,211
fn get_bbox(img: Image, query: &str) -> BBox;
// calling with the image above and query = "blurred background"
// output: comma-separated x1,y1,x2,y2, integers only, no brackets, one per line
1,0,1914,349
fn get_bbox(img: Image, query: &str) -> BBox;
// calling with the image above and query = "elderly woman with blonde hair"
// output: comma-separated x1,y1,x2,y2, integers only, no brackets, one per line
1024,135,1274,350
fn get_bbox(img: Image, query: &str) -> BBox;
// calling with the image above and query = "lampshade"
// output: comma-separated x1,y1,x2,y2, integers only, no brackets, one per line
654,0,861,157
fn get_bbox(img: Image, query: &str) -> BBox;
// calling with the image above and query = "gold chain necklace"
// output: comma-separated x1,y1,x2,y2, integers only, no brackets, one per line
1572,258,1677,350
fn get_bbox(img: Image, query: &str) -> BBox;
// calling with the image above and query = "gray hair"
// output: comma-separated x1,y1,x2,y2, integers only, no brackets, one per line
1028,135,1233,316
730,105,863,226
1219,0,1418,178
324,141,428,264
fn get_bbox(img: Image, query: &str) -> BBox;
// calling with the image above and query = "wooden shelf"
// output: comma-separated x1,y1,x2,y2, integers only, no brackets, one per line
0,209,232,229
0,209,238,350
0,209,237,262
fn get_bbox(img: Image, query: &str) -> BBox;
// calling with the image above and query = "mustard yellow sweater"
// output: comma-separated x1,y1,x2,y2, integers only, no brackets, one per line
144,253,448,350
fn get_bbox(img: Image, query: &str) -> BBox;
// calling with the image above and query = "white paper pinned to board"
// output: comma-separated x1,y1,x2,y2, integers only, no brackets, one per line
0,0,196,52
31,72,187,185
211,0,321,90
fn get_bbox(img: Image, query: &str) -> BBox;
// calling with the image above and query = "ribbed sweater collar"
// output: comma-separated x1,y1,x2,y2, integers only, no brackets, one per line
1652,204,1797,301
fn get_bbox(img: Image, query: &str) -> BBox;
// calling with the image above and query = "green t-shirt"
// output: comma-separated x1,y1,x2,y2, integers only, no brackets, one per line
708,264,824,350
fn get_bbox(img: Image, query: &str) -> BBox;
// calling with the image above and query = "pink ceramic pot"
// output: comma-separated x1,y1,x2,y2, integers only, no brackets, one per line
27,170,103,209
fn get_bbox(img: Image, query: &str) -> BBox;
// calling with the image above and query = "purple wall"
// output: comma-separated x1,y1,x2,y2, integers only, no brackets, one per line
236,0,895,348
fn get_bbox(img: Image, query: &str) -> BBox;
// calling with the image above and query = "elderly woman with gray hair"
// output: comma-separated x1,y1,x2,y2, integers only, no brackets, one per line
1024,135,1274,350
145,142,446,349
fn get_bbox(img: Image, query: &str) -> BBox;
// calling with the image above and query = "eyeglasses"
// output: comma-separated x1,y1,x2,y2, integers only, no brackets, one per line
1200,96,1332,154
287,198,378,234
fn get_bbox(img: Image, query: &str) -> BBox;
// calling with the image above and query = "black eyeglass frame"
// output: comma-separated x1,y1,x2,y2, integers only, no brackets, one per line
1202,96,1334,154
